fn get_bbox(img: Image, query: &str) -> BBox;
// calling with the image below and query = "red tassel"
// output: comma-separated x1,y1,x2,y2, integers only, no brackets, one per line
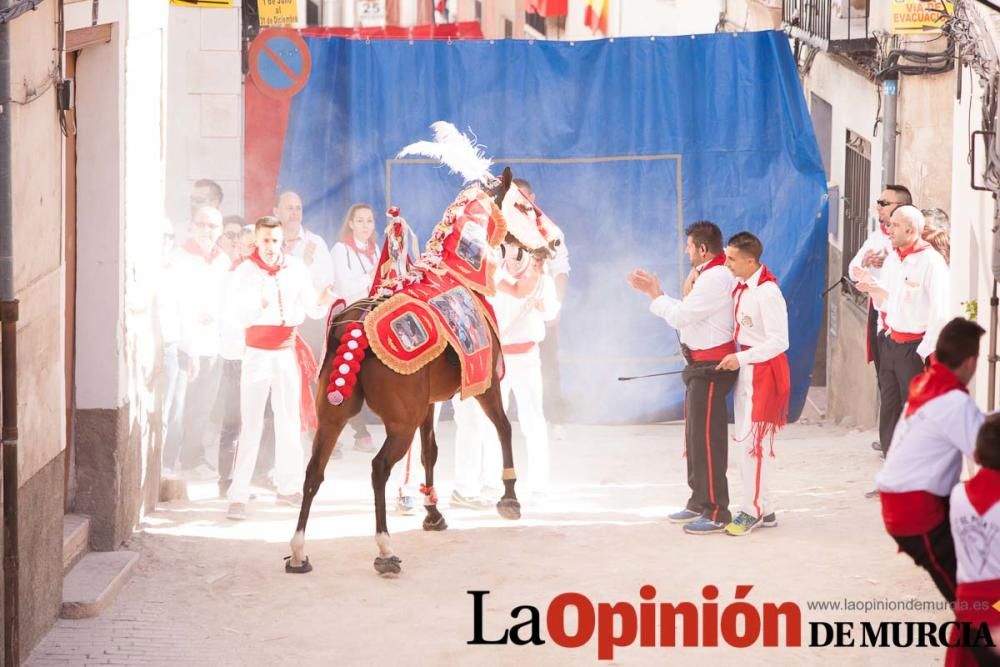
419,483,438,505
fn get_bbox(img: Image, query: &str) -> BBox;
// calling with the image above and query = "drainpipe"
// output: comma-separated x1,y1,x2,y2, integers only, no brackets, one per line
880,74,899,187
0,1,19,665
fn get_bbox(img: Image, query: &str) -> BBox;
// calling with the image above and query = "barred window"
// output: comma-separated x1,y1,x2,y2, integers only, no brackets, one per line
842,128,871,308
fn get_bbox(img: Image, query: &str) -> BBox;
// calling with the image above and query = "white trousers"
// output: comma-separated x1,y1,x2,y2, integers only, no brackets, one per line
227,347,305,504
733,365,771,518
452,393,503,498
453,347,550,494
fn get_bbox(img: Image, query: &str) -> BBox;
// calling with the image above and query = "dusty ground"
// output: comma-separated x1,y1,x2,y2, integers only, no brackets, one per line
27,420,968,666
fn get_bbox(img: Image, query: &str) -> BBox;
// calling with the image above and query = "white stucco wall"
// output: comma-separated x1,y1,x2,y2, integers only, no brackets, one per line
165,1,243,227
9,0,65,481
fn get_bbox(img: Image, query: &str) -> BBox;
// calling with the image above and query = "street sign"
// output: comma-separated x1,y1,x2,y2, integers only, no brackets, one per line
248,28,312,100
259,0,299,27
890,0,953,34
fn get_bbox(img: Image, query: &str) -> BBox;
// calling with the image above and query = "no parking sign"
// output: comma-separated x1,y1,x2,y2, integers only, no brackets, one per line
249,29,312,99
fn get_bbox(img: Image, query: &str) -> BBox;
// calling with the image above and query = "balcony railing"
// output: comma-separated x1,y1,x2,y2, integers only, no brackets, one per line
783,0,874,53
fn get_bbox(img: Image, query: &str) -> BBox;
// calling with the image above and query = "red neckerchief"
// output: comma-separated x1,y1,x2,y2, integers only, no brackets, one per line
732,265,777,341
699,252,726,273
965,467,1000,516
248,248,283,276
880,224,891,238
182,239,221,264
904,362,967,418
342,233,378,263
895,238,929,261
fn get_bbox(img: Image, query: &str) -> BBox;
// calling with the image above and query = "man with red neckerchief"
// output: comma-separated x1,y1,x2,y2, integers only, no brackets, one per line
947,413,1000,667
857,204,951,458
876,318,986,605
163,205,231,478
716,231,790,537
628,221,738,535
225,216,337,521
848,184,912,457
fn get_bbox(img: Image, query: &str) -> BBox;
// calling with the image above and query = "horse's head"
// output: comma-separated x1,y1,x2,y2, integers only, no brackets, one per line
492,169,561,262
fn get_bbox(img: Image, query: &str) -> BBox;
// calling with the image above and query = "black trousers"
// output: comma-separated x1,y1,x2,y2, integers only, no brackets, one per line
891,519,957,603
682,363,738,524
877,335,925,454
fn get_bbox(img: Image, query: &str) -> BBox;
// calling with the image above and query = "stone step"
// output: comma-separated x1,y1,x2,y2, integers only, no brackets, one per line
61,551,139,619
62,514,90,576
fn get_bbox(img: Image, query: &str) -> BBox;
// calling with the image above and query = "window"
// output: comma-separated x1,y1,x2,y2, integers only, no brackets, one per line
504,18,513,38
475,1,482,21
306,0,320,26
525,10,547,36
842,129,871,306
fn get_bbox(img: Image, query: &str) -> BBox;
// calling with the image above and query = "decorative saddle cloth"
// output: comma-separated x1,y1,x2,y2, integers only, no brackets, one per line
365,271,500,399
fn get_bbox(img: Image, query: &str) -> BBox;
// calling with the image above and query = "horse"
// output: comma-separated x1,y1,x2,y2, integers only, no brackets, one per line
287,167,555,576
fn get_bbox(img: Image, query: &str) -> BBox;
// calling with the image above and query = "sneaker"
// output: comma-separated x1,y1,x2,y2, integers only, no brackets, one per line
683,517,726,535
761,513,778,528
451,490,493,510
276,492,303,507
353,434,378,453
667,509,701,524
864,489,880,499
395,495,417,515
226,503,247,521
724,511,762,536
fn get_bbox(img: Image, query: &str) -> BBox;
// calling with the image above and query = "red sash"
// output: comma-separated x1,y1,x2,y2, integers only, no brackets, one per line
879,490,948,537
945,579,1000,667
741,344,790,457
690,340,736,362
244,328,319,431
502,341,536,355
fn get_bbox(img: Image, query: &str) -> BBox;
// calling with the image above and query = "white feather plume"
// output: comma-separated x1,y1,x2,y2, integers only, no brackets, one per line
396,122,493,183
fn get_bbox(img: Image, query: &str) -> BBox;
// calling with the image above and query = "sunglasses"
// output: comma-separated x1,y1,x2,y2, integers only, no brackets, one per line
875,199,896,207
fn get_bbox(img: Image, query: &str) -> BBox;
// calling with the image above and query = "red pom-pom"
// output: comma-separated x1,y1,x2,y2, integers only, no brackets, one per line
387,206,400,217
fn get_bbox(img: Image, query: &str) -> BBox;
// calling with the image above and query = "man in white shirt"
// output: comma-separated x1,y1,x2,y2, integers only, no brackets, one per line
451,245,561,508
628,221,738,535
717,232,790,537
163,206,230,478
947,414,1000,667
513,179,571,438
876,318,985,604
226,217,336,520
857,205,950,457
274,190,336,358
848,184,912,456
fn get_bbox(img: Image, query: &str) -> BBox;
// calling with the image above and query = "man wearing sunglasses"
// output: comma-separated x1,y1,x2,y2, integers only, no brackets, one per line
848,184,912,462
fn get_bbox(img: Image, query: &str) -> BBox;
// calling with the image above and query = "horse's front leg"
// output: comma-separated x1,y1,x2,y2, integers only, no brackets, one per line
476,382,520,520
418,404,446,531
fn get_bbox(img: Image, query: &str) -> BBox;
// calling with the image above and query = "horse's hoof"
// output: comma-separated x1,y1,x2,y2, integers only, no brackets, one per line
284,555,313,574
496,498,521,520
422,515,447,531
374,555,402,575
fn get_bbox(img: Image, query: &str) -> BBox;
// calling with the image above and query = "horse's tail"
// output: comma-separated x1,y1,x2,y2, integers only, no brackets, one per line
319,298,388,407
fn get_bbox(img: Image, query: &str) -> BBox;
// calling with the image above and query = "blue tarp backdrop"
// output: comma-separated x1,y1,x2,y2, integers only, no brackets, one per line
277,30,828,425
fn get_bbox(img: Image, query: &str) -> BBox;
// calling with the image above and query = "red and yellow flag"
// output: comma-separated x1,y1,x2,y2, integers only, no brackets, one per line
584,0,608,34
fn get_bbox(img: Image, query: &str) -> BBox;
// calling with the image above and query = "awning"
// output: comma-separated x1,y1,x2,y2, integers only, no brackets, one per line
300,21,484,40
526,0,568,17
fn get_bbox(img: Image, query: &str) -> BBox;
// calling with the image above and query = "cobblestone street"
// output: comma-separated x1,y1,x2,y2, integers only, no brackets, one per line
27,423,954,666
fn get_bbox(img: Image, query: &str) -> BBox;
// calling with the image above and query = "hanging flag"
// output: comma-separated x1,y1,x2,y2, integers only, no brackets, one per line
526,0,568,16
583,0,608,33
